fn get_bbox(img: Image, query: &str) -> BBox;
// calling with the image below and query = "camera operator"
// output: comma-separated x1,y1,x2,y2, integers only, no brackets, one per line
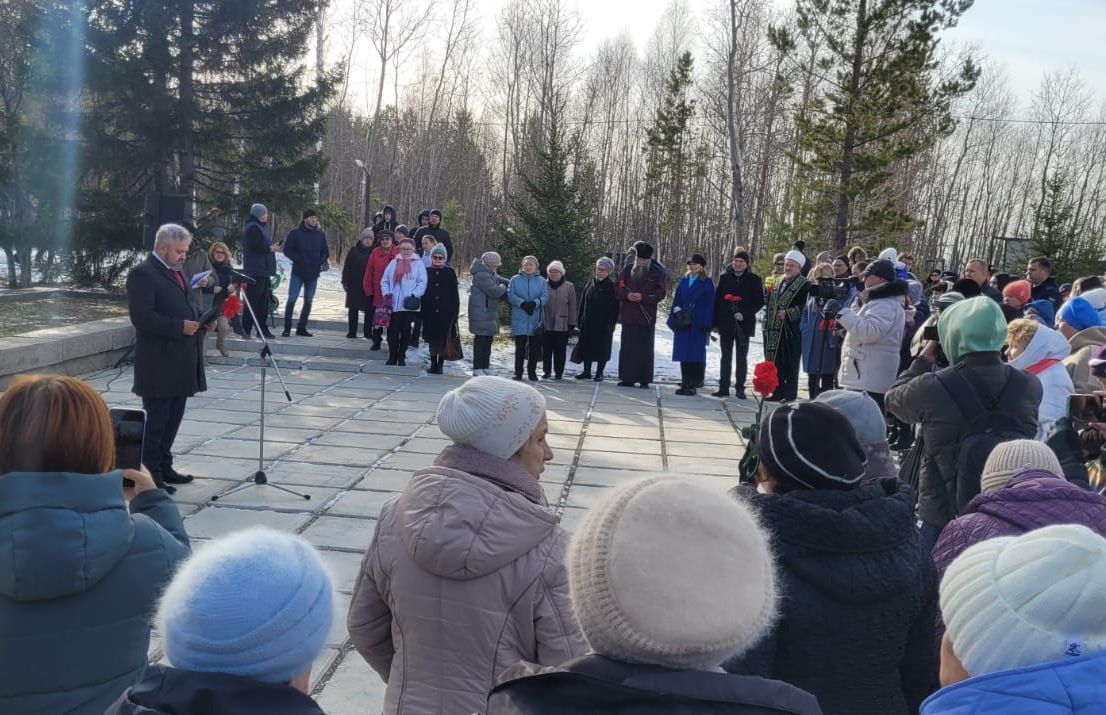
823,259,908,412
801,265,851,398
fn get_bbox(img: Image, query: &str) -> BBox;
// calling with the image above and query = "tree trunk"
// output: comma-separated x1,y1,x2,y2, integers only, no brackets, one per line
835,0,867,250
726,0,748,249
178,0,196,221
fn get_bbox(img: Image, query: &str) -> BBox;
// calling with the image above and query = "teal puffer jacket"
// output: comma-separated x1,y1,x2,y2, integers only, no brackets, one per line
0,471,191,715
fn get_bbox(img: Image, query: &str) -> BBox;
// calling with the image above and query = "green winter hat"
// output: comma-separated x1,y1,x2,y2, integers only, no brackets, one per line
937,296,1006,364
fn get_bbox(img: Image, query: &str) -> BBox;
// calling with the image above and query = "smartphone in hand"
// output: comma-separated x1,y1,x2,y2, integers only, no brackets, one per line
110,408,147,487
1067,394,1106,428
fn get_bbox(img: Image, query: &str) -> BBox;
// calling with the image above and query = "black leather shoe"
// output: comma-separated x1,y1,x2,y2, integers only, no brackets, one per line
346,332,357,338
162,469,195,485
296,328,313,337
575,373,592,380
385,357,397,365
280,329,291,337
617,381,634,387
370,341,382,351
593,373,604,382
710,389,729,398
638,383,650,389
261,330,276,339
735,391,748,400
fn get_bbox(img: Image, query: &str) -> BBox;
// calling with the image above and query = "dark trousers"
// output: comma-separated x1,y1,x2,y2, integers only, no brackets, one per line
542,330,570,377
283,274,318,331
514,335,541,378
141,395,188,486
473,335,493,370
387,310,414,359
866,390,886,413
718,332,751,393
582,360,607,377
242,276,272,337
411,315,423,345
680,362,706,389
808,373,835,398
347,309,370,337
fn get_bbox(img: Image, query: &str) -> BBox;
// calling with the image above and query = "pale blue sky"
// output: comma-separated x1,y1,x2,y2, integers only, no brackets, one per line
333,0,1106,111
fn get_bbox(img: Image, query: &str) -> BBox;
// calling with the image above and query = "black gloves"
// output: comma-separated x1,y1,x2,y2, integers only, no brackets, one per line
822,299,843,318
521,300,537,315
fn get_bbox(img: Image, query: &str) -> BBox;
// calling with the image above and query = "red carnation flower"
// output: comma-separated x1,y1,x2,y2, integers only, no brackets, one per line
222,294,241,319
723,293,742,303
751,361,779,397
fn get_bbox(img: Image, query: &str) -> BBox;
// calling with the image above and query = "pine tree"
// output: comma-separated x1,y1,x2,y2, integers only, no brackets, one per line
82,0,335,233
643,51,698,253
789,0,979,250
509,119,593,286
1031,171,1104,281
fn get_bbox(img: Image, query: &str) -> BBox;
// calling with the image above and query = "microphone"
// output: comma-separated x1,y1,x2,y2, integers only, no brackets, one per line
226,268,257,284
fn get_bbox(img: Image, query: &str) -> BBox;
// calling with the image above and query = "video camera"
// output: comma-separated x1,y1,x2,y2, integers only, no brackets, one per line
812,277,851,303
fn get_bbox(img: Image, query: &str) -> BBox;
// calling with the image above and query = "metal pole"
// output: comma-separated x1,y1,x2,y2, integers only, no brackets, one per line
258,358,266,473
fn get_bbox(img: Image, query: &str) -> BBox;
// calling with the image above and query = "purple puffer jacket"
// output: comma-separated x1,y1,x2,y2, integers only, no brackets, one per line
931,470,1106,646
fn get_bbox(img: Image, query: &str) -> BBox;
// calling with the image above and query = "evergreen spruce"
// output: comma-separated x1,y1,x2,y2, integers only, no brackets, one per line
1031,171,1104,280
509,118,593,287
643,51,698,251
83,0,335,233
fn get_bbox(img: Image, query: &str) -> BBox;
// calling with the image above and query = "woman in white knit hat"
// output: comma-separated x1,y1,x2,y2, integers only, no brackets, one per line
348,376,586,715
488,476,822,715
924,524,1106,714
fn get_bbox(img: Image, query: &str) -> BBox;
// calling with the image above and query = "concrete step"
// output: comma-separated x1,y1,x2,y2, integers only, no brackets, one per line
208,350,423,376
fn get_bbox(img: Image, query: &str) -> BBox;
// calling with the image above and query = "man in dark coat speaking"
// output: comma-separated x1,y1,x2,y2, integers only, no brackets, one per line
126,223,208,493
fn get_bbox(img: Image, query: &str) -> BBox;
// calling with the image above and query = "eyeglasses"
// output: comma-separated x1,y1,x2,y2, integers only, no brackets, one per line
214,251,227,256
774,262,784,266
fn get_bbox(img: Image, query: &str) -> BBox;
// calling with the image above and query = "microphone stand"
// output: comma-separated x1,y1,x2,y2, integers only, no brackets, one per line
212,286,309,502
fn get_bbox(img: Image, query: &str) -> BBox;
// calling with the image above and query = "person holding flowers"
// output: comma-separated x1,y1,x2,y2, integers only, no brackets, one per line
712,248,764,398
763,250,810,401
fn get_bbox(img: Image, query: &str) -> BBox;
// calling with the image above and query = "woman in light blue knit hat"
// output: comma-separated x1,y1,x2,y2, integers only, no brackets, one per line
105,527,335,714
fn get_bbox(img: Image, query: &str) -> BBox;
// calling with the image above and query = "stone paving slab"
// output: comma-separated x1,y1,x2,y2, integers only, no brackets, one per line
75,354,757,713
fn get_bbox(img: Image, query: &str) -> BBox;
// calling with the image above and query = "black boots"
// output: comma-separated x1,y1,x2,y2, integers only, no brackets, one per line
427,356,444,374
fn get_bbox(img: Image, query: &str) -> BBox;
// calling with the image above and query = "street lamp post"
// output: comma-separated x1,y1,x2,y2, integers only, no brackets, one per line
353,159,371,229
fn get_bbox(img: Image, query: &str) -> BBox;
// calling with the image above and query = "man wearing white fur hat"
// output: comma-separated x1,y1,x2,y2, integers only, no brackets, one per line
763,250,810,401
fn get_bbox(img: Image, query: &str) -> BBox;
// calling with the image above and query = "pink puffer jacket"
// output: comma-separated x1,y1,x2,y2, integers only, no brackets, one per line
348,444,586,715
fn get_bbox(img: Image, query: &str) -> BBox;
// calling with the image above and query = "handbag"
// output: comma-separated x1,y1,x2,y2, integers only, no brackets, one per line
373,295,393,328
443,321,464,361
671,306,693,330
569,342,582,364
402,295,421,311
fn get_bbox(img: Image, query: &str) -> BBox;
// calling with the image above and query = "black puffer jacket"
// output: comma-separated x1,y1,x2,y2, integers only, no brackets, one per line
104,665,324,715
726,480,938,715
886,353,1042,527
489,654,823,715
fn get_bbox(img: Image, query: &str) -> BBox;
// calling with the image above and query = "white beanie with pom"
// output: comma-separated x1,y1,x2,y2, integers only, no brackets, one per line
436,376,546,459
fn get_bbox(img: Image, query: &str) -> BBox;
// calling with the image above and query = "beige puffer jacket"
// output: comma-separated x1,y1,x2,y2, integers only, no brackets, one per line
1064,326,1106,393
348,444,586,715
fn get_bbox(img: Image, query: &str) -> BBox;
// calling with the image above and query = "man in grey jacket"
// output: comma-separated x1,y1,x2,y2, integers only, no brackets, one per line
469,251,509,374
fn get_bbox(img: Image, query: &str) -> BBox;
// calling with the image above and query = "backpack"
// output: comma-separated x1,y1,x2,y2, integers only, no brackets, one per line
936,365,1033,515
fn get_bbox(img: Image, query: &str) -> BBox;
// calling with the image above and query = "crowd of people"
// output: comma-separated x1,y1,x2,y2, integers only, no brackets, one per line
4,360,1106,714
6,210,1106,713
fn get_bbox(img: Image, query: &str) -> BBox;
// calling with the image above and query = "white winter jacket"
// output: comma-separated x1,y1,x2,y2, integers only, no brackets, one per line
381,255,428,312
836,280,909,394
1009,324,1073,439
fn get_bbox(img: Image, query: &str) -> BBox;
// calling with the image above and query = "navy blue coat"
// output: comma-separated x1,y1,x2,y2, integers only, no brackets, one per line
0,472,190,715
668,275,715,363
242,216,275,278
282,221,329,280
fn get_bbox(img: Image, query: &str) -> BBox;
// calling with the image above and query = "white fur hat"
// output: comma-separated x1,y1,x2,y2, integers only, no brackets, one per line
547,260,566,276
941,524,1106,677
436,376,546,459
879,247,899,263
569,476,777,669
784,250,804,266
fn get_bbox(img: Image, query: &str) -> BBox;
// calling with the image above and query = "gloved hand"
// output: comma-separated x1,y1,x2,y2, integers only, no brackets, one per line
521,300,536,315
822,299,843,318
